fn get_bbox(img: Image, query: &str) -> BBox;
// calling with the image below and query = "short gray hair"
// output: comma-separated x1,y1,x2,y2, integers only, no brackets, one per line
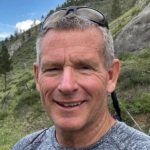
36,13,115,70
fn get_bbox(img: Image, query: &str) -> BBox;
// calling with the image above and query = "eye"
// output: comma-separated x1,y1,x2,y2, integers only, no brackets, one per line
79,66,92,70
77,65,94,73
47,67,60,71
76,63,97,75
44,67,62,75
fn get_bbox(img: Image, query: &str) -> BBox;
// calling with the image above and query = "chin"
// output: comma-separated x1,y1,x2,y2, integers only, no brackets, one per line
54,117,86,132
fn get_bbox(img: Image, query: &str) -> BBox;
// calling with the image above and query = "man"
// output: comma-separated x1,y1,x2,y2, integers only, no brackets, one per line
12,6,150,150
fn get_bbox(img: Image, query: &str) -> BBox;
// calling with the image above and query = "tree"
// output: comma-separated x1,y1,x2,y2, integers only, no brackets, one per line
0,43,13,90
26,29,31,38
41,15,44,21
5,38,9,43
9,34,14,41
14,30,19,39
33,19,36,26
21,34,25,43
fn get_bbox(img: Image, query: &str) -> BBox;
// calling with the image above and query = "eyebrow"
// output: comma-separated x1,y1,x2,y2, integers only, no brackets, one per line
71,52,101,64
41,61,63,70
73,58,99,66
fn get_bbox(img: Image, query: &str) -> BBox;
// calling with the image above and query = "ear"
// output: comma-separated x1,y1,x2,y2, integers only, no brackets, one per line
33,63,40,92
107,59,120,93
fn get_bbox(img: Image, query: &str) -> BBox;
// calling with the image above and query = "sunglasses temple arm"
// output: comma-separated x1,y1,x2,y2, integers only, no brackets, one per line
111,91,122,121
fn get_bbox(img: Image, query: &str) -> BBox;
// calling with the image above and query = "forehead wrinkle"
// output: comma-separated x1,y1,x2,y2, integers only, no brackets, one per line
70,51,101,60
41,45,100,54
42,29,103,51
42,45,100,59
40,51,65,66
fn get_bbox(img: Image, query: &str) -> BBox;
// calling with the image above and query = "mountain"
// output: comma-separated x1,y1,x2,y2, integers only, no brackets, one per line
114,2,150,53
0,0,150,149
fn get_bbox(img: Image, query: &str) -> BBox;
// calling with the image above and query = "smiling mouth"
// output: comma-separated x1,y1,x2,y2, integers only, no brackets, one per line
55,101,85,108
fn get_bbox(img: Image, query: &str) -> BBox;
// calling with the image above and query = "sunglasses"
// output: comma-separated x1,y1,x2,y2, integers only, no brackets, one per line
41,6,109,32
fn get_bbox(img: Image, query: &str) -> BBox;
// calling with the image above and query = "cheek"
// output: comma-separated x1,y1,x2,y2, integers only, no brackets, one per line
79,73,108,110
38,76,58,102
39,75,58,90
38,77,57,117
78,72,108,96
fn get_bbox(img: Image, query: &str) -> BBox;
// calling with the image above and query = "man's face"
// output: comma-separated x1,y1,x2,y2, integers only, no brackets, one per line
34,28,119,132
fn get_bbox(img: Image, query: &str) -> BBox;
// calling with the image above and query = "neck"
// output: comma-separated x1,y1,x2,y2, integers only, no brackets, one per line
55,111,115,148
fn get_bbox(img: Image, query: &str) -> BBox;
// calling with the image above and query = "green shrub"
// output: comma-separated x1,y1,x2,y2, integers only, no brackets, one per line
15,87,25,96
118,60,150,90
117,52,133,61
138,48,150,59
128,93,150,113
131,8,140,16
111,22,127,35
118,48,150,90
119,69,140,89
30,82,36,90
15,90,40,111
16,72,33,87
0,111,8,120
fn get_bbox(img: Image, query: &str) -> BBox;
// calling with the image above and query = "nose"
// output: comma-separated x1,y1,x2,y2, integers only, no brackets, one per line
58,67,78,95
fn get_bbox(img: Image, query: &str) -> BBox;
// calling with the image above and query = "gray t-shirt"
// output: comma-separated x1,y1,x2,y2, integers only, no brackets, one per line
11,121,150,150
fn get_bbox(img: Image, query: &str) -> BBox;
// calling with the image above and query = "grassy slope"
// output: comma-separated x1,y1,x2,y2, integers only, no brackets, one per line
110,0,150,36
0,0,150,149
113,48,150,133
0,33,52,149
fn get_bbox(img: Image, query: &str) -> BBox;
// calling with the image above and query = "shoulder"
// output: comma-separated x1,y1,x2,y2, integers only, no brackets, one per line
107,121,150,149
11,126,55,150
114,121,150,140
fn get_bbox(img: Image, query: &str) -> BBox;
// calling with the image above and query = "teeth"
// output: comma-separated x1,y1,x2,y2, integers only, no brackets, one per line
59,102,81,107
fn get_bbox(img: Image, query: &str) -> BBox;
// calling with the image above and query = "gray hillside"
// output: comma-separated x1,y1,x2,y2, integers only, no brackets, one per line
114,2,150,53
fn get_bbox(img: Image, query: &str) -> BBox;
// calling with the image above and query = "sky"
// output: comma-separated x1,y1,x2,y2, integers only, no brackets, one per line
0,0,66,41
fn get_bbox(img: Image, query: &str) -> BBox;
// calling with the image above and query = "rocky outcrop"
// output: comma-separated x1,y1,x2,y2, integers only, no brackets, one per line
8,39,22,56
114,2,150,54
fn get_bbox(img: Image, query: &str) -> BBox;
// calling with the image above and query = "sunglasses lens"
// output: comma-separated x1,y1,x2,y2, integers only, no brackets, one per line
41,7,108,31
77,8,105,25
43,10,66,29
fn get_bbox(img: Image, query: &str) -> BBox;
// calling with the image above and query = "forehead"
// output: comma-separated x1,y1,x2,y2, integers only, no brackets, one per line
40,28,103,63
41,28,103,51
